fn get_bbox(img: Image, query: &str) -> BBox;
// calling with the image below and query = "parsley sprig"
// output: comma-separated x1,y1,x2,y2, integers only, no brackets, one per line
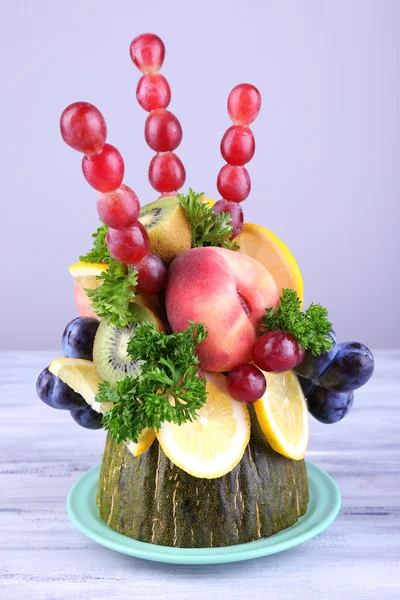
99,322,208,444
86,261,138,328
263,289,333,355
178,188,239,250
79,224,110,264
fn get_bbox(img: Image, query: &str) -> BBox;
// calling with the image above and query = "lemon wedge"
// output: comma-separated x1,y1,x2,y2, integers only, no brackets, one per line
48,358,155,457
235,223,304,304
254,370,309,460
156,372,250,479
68,261,107,290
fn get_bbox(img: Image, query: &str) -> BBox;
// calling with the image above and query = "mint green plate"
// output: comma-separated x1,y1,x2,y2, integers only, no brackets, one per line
67,461,341,564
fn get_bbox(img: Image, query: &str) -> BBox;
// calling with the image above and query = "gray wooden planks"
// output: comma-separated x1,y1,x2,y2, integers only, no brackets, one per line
0,350,399,600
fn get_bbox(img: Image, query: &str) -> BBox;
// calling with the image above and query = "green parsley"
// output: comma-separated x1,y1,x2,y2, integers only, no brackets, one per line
79,223,110,264
178,188,239,250
85,261,138,328
263,289,333,355
100,322,208,444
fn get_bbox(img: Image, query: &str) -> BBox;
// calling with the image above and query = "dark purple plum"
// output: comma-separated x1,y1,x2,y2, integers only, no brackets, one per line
294,331,337,380
70,405,103,429
62,317,99,360
307,386,354,424
36,367,86,410
297,375,315,398
314,342,374,392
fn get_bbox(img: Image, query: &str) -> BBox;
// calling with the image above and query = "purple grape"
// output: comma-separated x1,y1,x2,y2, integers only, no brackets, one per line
294,331,337,380
308,386,354,424
70,405,103,429
314,342,374,392
62,317,100,360
297,375,315,398
36,368,86,410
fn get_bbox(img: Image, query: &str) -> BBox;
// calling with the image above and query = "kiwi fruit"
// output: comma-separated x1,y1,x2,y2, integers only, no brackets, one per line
138,196,191,264
93,303,162,386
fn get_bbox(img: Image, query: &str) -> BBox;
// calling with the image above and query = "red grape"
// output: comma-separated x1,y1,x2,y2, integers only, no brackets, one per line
97,184,140,229
134,252,167,295
137,74,171,112
60,102,107,155
106,222,150,264
212,199,243,238
130,33,165,73
220,125,255,166
252,331,300,373
228,84,262,126
82,144,124,192
149,152,186,193
145,109,182,152
217,164,251,202
295,345,305,367
226,364,266,404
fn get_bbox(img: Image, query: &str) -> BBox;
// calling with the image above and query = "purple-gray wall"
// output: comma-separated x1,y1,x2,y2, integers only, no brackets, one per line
1,0,398,349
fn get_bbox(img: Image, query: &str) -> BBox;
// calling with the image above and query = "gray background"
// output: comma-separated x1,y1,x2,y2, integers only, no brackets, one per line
1,0,398,350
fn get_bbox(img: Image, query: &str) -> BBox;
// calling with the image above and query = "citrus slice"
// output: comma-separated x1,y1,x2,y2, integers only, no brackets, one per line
235,223,304,303
48,358,155,457
254,370,309,460
68,261,108,289
156,372,250,479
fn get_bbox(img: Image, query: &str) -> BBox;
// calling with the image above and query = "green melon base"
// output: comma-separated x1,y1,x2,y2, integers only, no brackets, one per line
96,406,309,548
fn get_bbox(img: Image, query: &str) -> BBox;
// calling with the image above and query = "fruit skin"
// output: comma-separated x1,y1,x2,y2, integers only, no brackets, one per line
294,331,337,380
130,33,165,73
97,185,140,229
307,386,354,424
166,246,279,371
212,199,243,238
298,375,315,398
145,109,182,152
36,368,86,410
228,83,262,126
134,252,167,295
70,404,103,429
137,73,171,111
106,222,150,264
252,331,299,373
236,223,304,305
217,164,251,202
60,102,107,155
148,152,186,193
62,317,100,361
314,342,374,392
82,144,124,192
138,196,191,264
226,364,266,404
221,125,255,166
97,405,309,547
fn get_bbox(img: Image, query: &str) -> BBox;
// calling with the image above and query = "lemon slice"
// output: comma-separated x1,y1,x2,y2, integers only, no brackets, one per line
48,358,155,457
254,370,309,460
68,261,107,290
156,372,250,479
235,223,304,304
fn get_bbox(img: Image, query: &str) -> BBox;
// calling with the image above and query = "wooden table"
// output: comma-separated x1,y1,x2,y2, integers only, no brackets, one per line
1,350,399,599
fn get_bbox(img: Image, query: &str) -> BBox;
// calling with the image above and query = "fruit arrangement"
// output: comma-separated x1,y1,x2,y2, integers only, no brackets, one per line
36,33,374,548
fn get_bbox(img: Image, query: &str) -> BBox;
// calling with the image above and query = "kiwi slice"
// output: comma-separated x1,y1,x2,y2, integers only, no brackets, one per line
93,303,160,386
139,196,191,264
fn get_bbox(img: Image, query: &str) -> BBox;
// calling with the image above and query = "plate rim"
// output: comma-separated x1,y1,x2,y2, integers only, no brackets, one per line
67,460,341,564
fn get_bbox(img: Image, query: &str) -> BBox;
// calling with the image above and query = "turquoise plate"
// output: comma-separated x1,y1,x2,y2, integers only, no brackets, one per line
67,461,341,564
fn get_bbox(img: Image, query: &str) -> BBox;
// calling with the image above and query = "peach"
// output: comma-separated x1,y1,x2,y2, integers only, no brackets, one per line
166,247,279,371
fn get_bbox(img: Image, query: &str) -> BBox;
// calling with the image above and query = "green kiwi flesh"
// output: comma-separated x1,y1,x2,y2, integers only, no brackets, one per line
93,303,159,386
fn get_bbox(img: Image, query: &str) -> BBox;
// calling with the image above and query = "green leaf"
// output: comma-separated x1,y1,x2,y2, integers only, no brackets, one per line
85,261,138,328
178,188,239,250
263,289,333,355
99,322,208,444
79,223,111,264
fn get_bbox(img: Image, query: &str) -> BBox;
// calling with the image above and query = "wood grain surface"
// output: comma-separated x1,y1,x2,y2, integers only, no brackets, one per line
0,350,399,599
